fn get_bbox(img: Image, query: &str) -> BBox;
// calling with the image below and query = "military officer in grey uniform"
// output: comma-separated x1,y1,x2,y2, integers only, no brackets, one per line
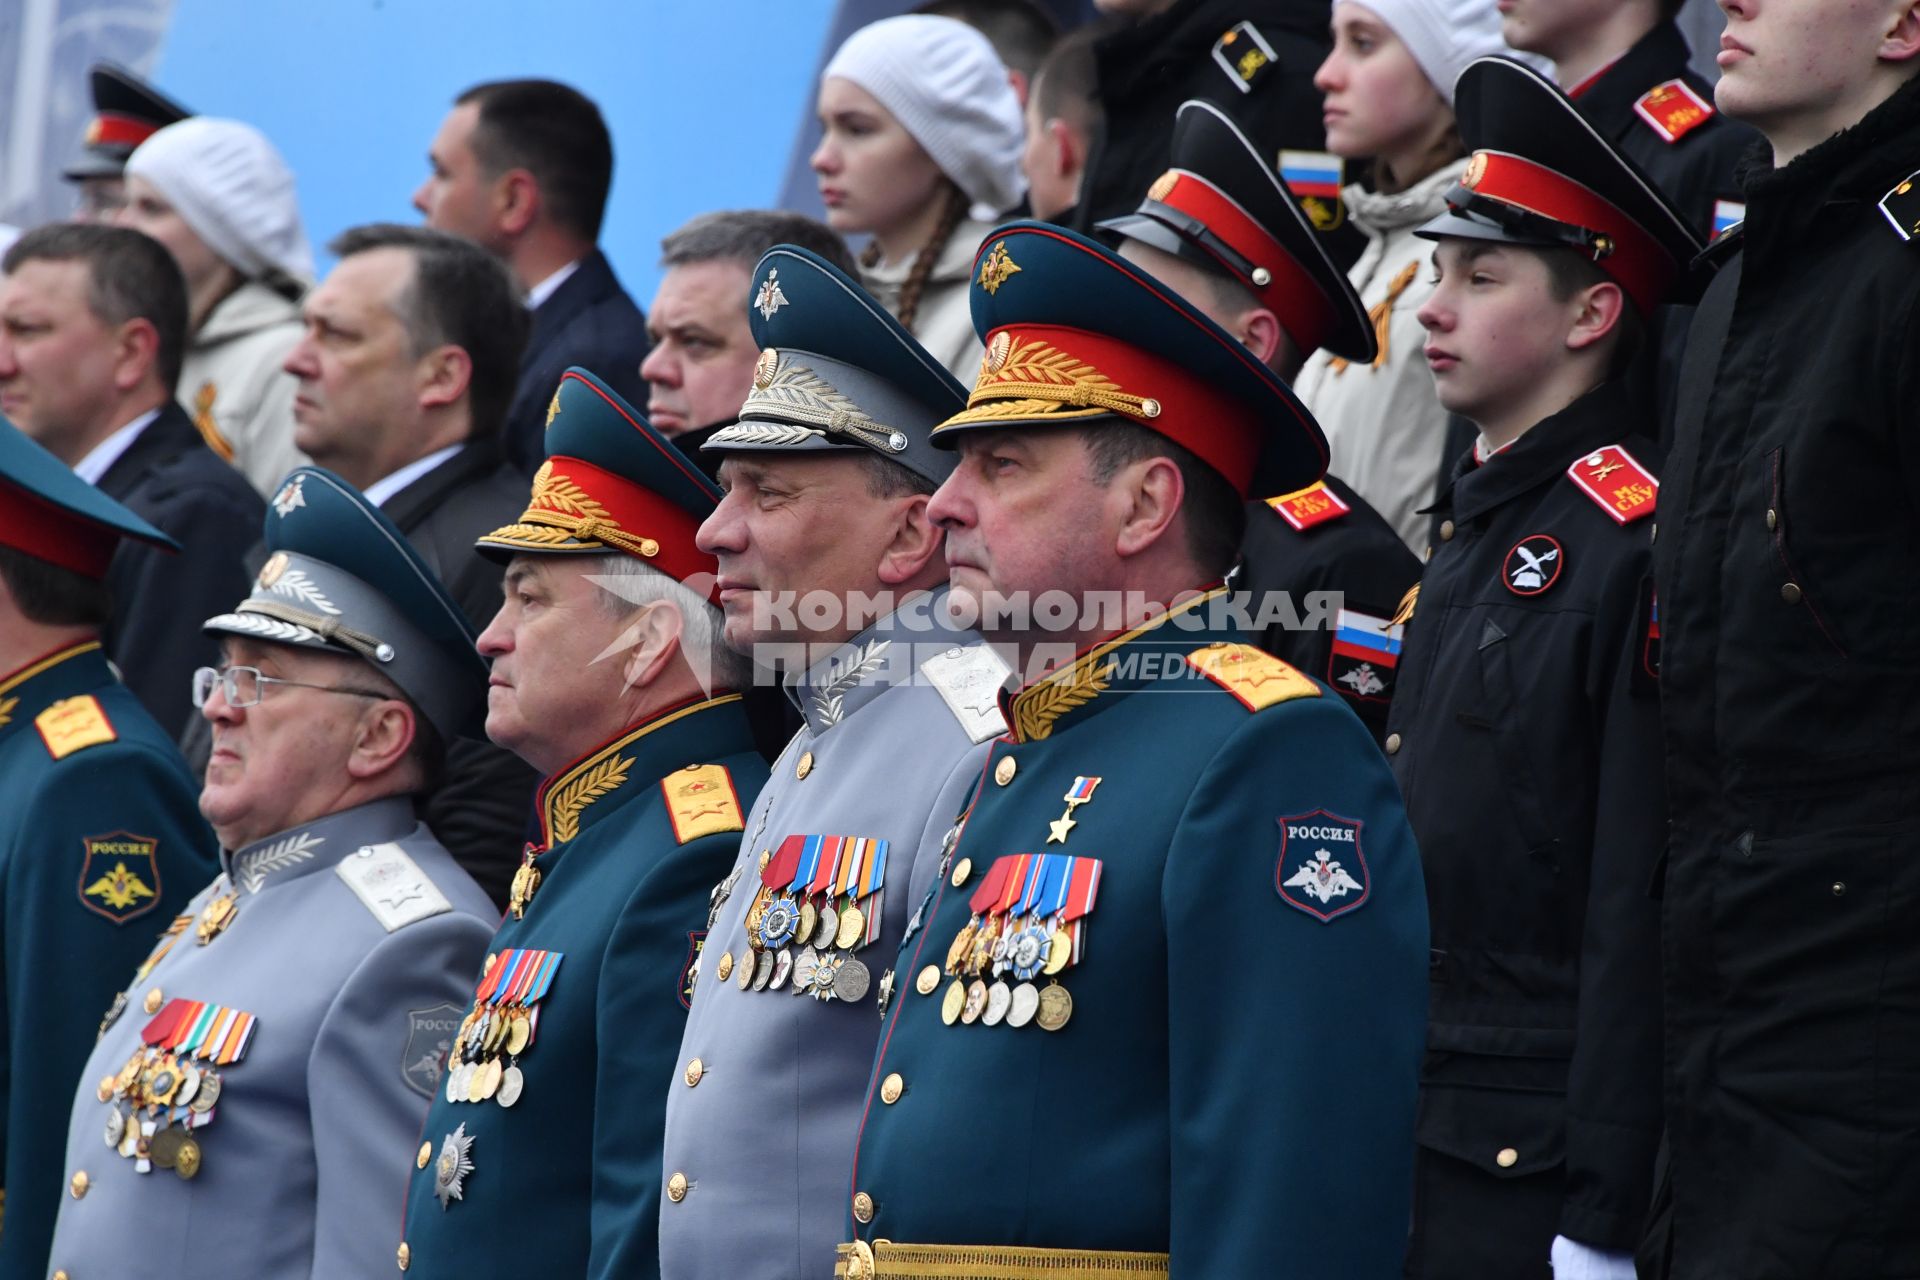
45,466,496,1279
657,245,1007,1279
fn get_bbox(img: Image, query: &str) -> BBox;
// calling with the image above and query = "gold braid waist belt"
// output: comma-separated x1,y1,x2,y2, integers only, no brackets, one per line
835,1240,1169,1279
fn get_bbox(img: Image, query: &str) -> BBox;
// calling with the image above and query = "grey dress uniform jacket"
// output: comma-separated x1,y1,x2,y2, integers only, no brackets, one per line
46,797,495,1278
658,592,1004,1280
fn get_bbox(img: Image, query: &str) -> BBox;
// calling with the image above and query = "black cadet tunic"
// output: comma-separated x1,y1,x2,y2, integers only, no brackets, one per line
1648,74,1920,1280
1239,474,1420,744
1387,381,1666,1277
1568,20,1757,241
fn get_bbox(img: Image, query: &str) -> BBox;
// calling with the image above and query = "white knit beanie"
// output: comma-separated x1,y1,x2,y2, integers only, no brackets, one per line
126,117,314,284
1355,0,1547,106
822,14,1027,219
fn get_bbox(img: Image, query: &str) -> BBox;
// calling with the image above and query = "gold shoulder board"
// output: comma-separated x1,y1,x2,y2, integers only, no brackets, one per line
664,765,745,845
36,695,118,759
1185,644,1320,712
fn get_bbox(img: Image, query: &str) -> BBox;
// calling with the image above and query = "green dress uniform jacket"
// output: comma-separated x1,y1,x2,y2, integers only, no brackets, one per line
398,694,768,1279
842,595,1429,1279
0,641,219,1280
660,593,1000,1280
43,795,494,1279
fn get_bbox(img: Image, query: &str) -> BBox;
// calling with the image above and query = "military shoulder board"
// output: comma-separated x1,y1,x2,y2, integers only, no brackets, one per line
664,764,744,845
1265,480,1350,532
1565,445,1658,525
1634,79,1715,144
36,694,117,759
1185,644,1319,712
1211,21,1276,95
335,843,453,932
1879,172,1920,245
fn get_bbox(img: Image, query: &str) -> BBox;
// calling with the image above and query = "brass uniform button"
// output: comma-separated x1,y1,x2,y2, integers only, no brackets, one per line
880,1073,904,1105
1384,733,1402,755
667,1171,689,1203
716,953,734,982
949,857,973,887
416,1141,431,1169
143,987,164,1014
1781,582,1803,605
916,965,942,996
994,757,1016,786
1766,508,1778,531
397,1241,411,1271
853,1191,876,1224
1439,520,1455,541
685,1058,705,1087
1833,881,1848,897
796,751,814,780
1496,1147,1518,1169
69,1170,89,1198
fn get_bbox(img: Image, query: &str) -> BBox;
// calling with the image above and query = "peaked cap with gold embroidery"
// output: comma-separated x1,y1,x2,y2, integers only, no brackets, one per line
702,245,968,485
477,367,723,602
933,220,1329,498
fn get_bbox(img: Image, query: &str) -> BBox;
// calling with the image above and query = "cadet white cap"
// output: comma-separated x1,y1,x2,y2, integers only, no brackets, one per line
1353,0,1547,106
126,117,313,284
822,14,1027,219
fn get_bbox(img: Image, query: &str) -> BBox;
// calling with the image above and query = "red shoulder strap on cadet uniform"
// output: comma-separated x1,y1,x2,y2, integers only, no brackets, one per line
1566,445,1658,525
1634,79,1715,144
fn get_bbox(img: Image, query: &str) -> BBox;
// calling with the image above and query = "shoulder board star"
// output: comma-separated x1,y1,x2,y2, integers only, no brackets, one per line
36,694,117,759
663,764,745,845
1185,644,1320,712
1566,444,1658,525
1634,79,1715,144
1265,480,1351,533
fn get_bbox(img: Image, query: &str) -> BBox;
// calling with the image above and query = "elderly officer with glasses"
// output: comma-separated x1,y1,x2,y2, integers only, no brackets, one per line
44,466,496,1279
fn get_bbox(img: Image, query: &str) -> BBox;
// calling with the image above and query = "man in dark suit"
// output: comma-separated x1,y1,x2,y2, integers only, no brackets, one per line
0,224,262,740
414,78,648,473
275,221,538,907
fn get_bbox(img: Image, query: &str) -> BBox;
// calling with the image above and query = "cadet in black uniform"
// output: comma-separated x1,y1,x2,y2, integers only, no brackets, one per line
1386,56,1704,1280
1099,98,1417,742
1082,0,1362,266
1503,0,1757,240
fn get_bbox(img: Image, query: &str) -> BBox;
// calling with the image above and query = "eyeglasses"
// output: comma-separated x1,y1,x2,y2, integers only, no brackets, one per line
191,665,388,710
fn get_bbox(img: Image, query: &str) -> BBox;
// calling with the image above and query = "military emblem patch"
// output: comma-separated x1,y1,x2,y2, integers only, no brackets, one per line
78,831,161,924
679,931,706,1010
1276,812,1370,923
1329,607,1402,704
1504,535,1564,596
402,1002,464,1098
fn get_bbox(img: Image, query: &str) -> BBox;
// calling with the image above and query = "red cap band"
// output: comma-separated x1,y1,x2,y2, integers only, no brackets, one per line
1154,171,1334,354
976,323,1261,495
87,112,163,151
535,455,719,602
0,481,121,578
1462,151,1678,314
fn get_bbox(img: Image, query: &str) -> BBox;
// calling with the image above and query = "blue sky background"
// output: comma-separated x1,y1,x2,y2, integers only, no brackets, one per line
154,0,840,305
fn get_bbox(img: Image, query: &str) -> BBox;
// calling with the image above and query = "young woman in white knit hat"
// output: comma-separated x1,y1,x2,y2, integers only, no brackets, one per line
116,118,314,498
1292,1,1543,555
811,13,1027,381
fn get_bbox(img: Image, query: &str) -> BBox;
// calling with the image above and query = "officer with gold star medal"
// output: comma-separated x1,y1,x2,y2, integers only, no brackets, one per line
44,466,497,1278
658,247,1005,1280
0,418,220,1280
837,223,1429,1279
396,370,769,1279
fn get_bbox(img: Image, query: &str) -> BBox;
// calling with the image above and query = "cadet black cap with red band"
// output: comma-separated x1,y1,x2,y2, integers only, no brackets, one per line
1418,56,1705,315
1098,99,1377,366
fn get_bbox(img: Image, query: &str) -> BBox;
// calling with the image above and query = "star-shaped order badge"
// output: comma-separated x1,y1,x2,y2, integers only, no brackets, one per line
435,1123,475,1208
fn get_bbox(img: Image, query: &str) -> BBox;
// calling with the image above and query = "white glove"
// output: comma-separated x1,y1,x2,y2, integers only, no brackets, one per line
1550,1234,1636,1280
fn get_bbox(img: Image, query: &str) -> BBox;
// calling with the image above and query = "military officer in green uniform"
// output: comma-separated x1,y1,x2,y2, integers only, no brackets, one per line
0,417,219,1280
660,246,1004,1279
837,222,1430,1280
397,368,770,1278
44,464,498,1278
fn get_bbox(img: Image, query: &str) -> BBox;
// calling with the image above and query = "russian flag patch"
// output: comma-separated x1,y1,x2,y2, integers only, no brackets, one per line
1328,607,1403,703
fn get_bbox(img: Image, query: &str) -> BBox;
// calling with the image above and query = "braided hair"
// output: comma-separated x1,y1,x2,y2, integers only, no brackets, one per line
862,181,970,335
